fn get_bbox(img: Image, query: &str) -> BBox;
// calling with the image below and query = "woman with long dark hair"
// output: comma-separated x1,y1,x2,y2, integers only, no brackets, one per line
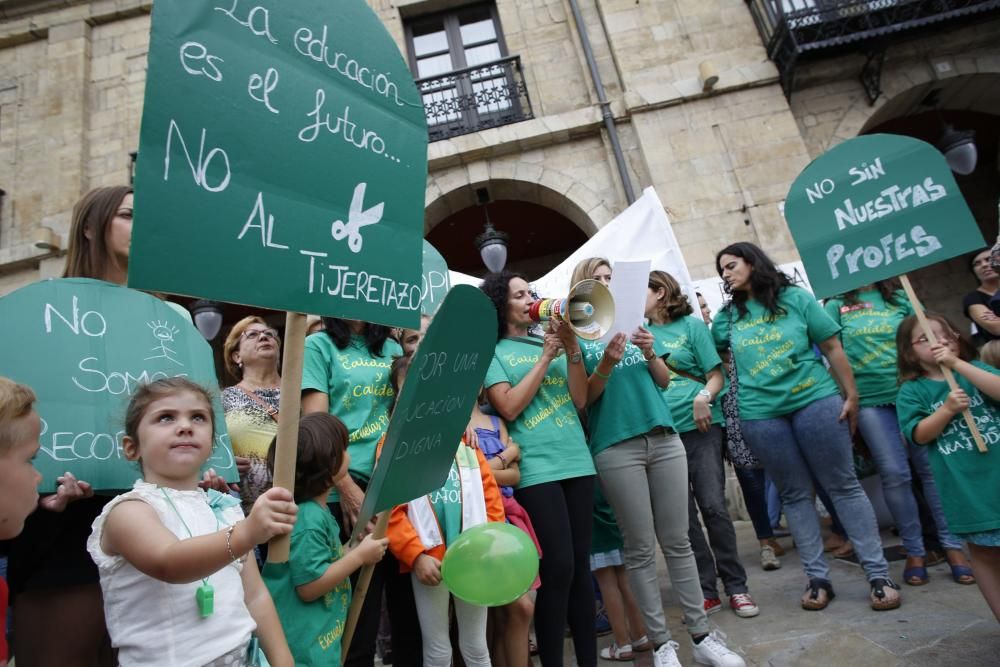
301,318,419,667
7,186,132,666
480,271,597,667
713,242,899,612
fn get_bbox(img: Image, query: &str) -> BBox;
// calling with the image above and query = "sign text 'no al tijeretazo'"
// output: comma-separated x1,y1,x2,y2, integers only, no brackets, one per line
129,0,428,329
0,279,236,492
785,134,983,299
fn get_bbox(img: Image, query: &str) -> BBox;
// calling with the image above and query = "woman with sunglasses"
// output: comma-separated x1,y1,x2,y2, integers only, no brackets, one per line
222,317,283,519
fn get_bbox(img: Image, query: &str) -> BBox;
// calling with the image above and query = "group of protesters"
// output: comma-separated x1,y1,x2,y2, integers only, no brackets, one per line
1,184,999,667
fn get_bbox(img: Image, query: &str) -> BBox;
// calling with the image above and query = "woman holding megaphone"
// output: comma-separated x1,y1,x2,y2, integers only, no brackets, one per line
480,271,598,667
571,259,745,667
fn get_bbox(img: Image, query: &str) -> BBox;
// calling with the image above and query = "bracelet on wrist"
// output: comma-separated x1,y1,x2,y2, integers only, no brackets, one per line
226,523,248,565
496,452,508,469
595,368,611,380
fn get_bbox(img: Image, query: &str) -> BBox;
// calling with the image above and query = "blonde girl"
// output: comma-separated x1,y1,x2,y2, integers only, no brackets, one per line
895,314,1000,622
87,377,298,665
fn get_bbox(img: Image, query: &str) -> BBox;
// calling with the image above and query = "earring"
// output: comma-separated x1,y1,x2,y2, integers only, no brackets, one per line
238,362,243,369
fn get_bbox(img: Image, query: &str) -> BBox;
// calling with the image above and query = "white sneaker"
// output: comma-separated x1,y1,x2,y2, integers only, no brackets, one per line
692,630,745,667
760,544,781,571
652,640,682,667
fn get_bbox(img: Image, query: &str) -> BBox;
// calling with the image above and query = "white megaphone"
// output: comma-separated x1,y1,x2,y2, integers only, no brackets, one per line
528,279,616,341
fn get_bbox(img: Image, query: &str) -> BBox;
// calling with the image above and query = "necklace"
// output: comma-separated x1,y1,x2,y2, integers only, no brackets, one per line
160,488,220,619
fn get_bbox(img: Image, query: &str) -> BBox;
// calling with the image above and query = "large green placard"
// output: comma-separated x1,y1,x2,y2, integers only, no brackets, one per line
352,285,497,538
129,0,427,329
785,134,983,299
0,279,236,492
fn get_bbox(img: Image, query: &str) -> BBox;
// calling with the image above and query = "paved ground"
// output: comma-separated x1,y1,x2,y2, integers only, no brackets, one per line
579,521,1000,666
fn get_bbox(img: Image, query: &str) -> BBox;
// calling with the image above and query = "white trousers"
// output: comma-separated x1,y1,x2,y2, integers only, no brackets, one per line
411,576,491,667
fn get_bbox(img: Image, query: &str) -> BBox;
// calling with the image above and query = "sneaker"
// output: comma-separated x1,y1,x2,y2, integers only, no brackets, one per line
760,545,781,571
704,597,722,615
692,630,746,667
652,640,682,667
729,592,760,618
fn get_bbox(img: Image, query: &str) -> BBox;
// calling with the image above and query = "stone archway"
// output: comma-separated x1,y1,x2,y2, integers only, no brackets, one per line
424,167,614,277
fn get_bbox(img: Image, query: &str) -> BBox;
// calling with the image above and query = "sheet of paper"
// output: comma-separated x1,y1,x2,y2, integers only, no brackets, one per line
600,259,651,343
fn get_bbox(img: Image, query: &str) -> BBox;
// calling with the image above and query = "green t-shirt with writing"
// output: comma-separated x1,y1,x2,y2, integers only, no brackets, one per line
824,289,912,407
648,317,725,434
580,335,674,456
484,337,595,488
711,286,841,420
263,500,351,666
429,445,474,547
302,333,402,493
896,362,1000,534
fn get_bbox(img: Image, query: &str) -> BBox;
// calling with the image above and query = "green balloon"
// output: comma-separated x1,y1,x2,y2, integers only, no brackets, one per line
441,522,539,607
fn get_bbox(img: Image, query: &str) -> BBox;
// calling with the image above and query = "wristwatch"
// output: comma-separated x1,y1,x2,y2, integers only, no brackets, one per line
568,351,582,364
697,389,713,405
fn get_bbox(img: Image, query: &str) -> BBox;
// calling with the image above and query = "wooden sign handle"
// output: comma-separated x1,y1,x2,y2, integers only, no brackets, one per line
341,510,390,664
267,312,308,562
899,275,987,453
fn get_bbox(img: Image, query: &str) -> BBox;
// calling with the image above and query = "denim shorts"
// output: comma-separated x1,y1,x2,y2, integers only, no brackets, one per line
957,528,1000,547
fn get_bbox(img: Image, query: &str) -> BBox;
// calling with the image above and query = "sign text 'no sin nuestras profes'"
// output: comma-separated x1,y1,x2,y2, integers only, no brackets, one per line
129,0,428,329
785,134,983,300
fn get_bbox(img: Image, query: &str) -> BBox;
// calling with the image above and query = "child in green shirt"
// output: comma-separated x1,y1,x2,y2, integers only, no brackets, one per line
895,313,1000,623
263,413,389,666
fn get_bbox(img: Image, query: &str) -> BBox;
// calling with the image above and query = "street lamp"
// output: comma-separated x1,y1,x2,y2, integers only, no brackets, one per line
938,125,977,175
190,300,223,341
473,188,508,273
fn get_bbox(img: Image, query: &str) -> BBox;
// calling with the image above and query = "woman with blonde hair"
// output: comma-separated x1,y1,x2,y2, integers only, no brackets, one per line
222,316,283,518
644,270,759,619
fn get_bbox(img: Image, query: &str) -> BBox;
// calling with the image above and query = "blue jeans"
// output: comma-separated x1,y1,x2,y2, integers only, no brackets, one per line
857,406,925,556
740,395,889,582
907,439,963,550
765,475,782,528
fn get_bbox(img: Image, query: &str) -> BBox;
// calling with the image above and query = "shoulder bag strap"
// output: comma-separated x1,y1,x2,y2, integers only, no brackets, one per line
238,385,279,422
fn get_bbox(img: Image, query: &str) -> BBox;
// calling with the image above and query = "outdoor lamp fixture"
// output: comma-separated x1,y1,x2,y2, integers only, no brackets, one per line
474,188,508,273
190,300,224,341
939,125,977,175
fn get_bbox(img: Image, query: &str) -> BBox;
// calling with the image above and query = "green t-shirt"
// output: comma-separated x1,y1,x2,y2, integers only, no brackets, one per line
824,289,913,407
580,335,674,456
484,337,595,488
648,317,725,434
302,333,402,490
896,361,1000,534
429,445,467,548
591,486,623,555
711,286,841,420
263,500,351,666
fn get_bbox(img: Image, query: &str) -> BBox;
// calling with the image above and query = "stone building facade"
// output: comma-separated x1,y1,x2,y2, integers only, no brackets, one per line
1,0,998,327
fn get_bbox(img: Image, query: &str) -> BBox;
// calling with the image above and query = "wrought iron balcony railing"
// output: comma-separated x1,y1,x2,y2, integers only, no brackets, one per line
416,55,534,142
747,0,1000,100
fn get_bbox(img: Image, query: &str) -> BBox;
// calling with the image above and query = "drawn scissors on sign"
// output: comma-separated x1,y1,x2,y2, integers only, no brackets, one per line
331,182,384,254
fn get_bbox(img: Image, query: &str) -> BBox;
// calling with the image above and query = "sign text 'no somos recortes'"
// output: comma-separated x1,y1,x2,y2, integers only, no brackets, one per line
0,279,235,492
129,1,428,329
784,134,983,299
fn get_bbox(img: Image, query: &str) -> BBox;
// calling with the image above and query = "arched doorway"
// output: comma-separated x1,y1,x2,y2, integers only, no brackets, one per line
425,178,599,278
858,74,1000,325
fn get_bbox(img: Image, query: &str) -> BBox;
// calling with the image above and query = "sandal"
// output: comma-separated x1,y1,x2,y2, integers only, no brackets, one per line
870,577,901,611
632,635,652,652
600,642,634,661
949,564,976,585
903,556,929,586
801,578,835,610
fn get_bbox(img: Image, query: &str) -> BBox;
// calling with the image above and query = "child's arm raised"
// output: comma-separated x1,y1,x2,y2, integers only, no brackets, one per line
102,487,296,584
295,533,388,602
912,389,970,445
934,343,1000,401
241,558,294,667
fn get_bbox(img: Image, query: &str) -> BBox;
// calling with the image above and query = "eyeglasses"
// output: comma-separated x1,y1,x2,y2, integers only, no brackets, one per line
243,328,279,341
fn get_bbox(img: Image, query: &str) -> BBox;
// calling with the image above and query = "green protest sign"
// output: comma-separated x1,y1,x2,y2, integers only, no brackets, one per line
785,134,983,299
421,240,451,315
352,285,497,537
0,279,236,492
129,0,428,329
